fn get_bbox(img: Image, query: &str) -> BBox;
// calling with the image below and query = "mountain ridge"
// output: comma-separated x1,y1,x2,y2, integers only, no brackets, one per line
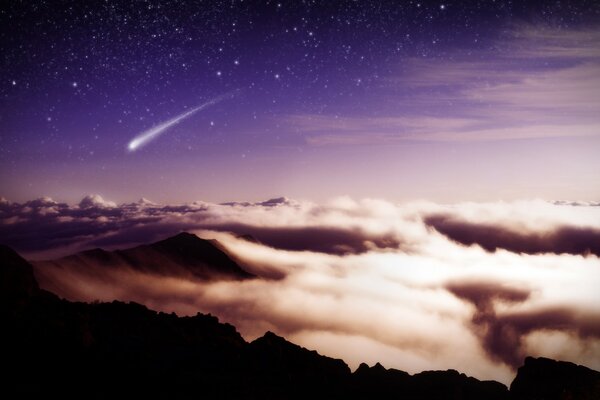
33,231,254,285
1,243,599,399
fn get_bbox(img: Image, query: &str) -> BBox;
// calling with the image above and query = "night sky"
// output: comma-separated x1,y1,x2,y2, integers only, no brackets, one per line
2,1,599,203
2,1,600,380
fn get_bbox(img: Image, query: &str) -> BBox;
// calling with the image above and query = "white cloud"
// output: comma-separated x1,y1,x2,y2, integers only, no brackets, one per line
3,195,599,384
79,194,117,209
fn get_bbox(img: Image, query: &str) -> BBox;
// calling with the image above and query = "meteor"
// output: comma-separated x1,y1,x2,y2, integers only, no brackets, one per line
127,90,238,152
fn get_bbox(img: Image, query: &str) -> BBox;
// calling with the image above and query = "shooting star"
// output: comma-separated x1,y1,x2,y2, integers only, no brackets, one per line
127,90,239,152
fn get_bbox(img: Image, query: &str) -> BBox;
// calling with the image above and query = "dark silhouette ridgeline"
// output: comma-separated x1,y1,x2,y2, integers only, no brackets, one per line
1,239,599,399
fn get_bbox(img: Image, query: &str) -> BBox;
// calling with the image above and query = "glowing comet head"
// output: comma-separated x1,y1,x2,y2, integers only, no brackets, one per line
128,140,139,152
126,90,240,153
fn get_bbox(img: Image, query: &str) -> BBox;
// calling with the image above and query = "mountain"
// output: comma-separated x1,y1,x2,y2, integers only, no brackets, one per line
244,331,352,398
511,357,600,400
33,232,254,284
0,245,39,301
1,244,599,399
351,362,508,399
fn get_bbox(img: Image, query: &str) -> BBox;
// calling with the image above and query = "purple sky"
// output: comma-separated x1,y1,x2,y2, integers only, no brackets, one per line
2,1,599,203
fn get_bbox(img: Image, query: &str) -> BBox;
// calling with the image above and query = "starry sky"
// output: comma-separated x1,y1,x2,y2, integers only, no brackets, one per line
2,0,599,203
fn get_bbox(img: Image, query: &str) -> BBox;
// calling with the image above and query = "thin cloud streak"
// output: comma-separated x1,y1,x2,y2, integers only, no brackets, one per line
284,26,600,145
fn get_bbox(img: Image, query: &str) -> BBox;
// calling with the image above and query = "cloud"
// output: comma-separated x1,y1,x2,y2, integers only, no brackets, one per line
199,224,401,255
0,195,407,257
79,194,117,209
425,214,600,256
508,26,600,59
284,26,600,145
448,280,600,368
1,195,600,384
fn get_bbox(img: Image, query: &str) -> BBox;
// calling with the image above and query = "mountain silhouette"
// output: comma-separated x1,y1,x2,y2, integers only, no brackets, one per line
351,362,509,399
511,357,600,400
0,245,39,301
1,243,599,399
34,232,254,284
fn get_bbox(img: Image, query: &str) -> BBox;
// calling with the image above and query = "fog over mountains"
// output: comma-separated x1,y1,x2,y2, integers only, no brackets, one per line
2,242,600,399
2,195,599,385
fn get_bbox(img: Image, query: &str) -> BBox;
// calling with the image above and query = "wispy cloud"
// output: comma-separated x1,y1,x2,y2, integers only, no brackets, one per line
285,26,600,145
507,26,600,59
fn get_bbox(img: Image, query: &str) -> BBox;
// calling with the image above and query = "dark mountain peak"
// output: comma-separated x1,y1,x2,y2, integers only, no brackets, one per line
156,231,202,246
510,356,600,399
355,362,371,373
151,232,223,256
247,330,351,396
251,330,302,352
146,232,254,279
250,330,350,369
34,232,254,286
257,330,284,341
518,356,600,379
352,360,412,397
353,361,508,399
372,362,386,371
355,361,389,374
0,244,39,300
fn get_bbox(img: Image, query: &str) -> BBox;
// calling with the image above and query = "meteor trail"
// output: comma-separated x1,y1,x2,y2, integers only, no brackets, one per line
127,90,238,152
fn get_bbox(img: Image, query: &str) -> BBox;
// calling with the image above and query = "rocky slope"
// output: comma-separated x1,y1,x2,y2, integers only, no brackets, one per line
1,244,599,399
32,232,254,298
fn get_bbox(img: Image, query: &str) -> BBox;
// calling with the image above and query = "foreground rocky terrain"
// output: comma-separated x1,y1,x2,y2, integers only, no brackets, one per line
1,244,599,399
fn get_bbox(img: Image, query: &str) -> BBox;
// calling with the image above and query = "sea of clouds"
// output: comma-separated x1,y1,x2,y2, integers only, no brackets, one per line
1,194,599,384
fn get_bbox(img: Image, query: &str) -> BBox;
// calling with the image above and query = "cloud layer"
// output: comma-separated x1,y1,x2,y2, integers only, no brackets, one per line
425,214,600,257
285,26,600,146
1,195,600,384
